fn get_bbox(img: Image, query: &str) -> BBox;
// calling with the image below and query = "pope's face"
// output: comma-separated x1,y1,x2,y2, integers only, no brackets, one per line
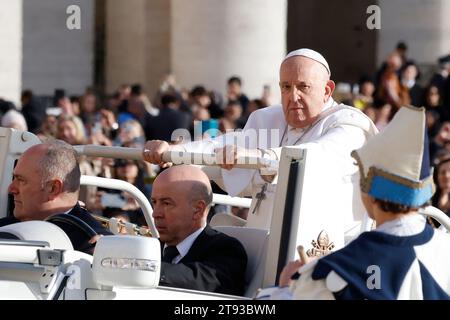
279,56,334,129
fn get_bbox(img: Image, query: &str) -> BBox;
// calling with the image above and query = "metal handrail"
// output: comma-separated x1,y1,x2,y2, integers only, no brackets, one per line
162,150,278,169
419,206,450,232
73,144,278,170
80,175,158,237
74,145,142,160
212,194,251,208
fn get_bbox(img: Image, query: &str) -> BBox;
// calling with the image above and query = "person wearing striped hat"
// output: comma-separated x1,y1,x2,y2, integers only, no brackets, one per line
279,106,450,300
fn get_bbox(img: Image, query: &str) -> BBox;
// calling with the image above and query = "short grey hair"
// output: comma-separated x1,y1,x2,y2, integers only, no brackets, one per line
39,140,80,193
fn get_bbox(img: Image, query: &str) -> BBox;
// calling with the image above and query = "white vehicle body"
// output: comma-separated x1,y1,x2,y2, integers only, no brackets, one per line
0,127,449,300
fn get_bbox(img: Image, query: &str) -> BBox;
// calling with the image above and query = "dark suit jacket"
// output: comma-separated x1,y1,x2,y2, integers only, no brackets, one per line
52,204,112,254
159,225,247,296
408,84,424,108
0,204,112,254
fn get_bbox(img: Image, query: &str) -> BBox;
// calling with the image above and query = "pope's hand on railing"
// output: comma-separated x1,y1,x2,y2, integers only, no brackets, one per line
143,140,173,168
214,145,262,170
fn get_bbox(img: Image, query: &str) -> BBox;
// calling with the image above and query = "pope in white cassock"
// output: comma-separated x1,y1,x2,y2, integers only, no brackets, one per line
272,106,450,300
143,49,378,234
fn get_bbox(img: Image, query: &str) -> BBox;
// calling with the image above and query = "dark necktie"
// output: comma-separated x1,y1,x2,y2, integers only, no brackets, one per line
162,246,179,263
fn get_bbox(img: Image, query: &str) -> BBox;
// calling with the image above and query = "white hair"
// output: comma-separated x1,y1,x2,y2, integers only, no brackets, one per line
1,109,28,131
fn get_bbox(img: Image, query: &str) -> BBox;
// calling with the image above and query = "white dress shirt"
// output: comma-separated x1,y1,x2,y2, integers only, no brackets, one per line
164,226,206,264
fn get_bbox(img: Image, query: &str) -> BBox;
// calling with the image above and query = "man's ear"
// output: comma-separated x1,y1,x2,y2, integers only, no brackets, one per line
47,179,64,201
324,80,335,102
192,200,207,220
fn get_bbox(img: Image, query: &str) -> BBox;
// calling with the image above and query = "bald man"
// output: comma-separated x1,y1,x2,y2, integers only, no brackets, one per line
151,165,247,295
0,140,111,254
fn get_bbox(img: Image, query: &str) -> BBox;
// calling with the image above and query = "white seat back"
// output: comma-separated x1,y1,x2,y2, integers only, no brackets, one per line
210,213,247,227
0,221,74,250
213,226,269,298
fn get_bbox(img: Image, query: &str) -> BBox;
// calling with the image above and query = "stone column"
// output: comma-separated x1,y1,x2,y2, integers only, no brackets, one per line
171,0,287,101
378,0,450,66
21,0,95,96
0,0,22,104
105,0,171,97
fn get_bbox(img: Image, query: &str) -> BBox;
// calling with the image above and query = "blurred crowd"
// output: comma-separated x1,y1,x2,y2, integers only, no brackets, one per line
337,42,450,223
0,74,273,226
1,41,449,224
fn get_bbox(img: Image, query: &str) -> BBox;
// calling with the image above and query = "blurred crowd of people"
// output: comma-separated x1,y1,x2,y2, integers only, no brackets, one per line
340,42,450,222
0,74,272,225
1,42,449,224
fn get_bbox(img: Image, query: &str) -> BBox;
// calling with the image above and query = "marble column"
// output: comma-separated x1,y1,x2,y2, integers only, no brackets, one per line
21,0,95,96
171,0,287,101
105,0,171,97
0,0,22,104
378,0,450,66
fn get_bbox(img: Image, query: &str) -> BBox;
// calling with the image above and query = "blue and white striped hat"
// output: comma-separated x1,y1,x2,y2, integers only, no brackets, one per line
352,106,433,207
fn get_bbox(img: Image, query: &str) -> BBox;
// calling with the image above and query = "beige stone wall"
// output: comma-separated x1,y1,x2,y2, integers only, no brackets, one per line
21,0,94,96
287,0,378,84
378,0,450,66
171,0,287,101
105,0,171,98
106,0,147,94
145,0,172,99
0,0,22,104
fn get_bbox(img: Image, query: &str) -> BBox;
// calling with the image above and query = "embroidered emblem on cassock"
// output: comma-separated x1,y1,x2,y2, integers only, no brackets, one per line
307,230,335,257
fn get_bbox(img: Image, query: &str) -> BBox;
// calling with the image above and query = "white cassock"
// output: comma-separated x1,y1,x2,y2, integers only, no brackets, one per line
180,99,378,245
270,214,450,300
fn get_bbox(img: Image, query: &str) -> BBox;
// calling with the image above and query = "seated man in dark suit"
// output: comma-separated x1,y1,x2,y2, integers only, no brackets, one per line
151,165,247,296
0,140,111,254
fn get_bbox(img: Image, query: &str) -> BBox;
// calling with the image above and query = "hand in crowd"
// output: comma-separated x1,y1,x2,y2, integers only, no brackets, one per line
122,193,140,211
89,131,112,146
60,97,75,116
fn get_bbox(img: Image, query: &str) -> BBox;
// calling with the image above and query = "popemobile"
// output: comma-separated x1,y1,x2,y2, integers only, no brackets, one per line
0,126,449,300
